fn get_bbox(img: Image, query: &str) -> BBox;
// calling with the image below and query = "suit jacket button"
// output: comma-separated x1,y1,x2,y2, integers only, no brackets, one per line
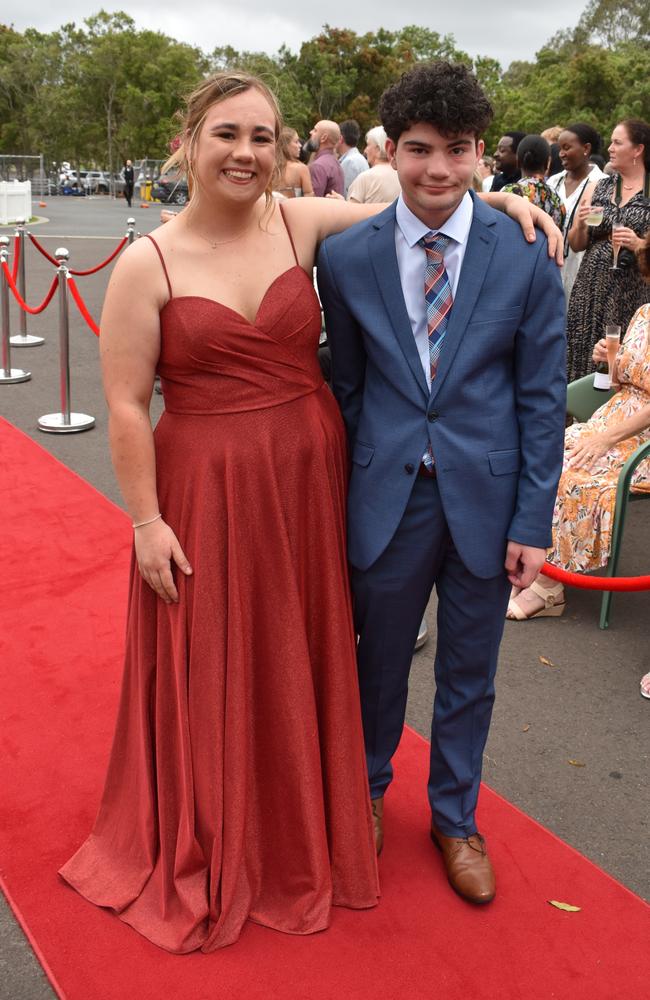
404,463,415,474
427,410,439,422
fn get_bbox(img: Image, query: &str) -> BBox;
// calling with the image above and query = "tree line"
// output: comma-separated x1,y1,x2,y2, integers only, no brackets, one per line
0,1,648,175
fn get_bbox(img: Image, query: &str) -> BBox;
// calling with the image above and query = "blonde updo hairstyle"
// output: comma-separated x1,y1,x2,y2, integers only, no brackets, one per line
164,71,284,215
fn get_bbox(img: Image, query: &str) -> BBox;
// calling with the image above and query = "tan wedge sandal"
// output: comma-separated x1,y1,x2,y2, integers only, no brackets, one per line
506,580,565,620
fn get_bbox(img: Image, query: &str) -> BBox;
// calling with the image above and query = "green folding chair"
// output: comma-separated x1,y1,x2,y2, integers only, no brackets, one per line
566,374,650,628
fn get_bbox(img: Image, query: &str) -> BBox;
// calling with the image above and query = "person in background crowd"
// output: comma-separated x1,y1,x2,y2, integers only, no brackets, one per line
507,232,650,622
274,127,314,198
347,126,401,204
306,120,345,197
477,154,495,191
590,153,606,171
337,120,369,196
547,123,606,300
123,159,134,208
502,135,566,228
490,131,526,191
541,126,564,176
566,118,650,382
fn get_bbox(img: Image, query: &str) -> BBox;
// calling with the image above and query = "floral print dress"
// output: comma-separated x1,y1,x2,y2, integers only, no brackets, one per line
550,304,650,572
502,177,566,228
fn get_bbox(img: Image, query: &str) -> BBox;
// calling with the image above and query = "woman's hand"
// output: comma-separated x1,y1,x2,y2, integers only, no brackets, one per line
592,338,607,365
134,519,193,603
611,225,642,253
575,201,594,226
566,432,614,471
325,190,345,201
501,194,564,265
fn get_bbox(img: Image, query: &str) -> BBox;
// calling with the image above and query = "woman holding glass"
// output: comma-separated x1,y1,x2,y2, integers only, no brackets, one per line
565,118,650,382
507,232,650,621
546,122,606,300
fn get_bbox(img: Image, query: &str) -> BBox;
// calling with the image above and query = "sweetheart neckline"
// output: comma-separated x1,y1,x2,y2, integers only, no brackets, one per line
160,265,311,328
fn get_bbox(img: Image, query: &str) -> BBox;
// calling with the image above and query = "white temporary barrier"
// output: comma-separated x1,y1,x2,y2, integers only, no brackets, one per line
0,181,31,225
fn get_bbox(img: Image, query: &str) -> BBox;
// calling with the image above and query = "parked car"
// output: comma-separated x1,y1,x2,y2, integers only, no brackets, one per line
152,172,189,205
83,170,111,194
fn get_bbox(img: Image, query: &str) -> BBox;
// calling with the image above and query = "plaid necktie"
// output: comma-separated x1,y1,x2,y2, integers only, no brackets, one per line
419,232,453,469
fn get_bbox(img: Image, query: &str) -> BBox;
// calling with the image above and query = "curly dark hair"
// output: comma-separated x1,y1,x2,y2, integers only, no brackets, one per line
379,62,493,143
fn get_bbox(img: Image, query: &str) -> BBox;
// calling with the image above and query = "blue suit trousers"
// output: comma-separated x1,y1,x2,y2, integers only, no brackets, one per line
351,474,511,838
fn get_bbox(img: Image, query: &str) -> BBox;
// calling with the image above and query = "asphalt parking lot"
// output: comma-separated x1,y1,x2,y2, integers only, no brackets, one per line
1,196,648,999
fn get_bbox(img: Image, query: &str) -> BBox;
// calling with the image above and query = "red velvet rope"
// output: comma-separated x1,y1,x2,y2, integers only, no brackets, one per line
11,235,20,282
28,233,127,274
543,561,650,592
67,277,100,336
68,236,127,275
1,261,58,315
27,233,59,266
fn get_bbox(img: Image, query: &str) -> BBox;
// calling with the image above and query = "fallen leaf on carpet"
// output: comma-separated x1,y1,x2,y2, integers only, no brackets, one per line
539,655,558,667
548,900,581,912
522,724,530,732
568,759,586,767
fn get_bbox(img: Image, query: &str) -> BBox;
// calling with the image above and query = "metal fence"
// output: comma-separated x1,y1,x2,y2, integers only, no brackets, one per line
0,155,52,197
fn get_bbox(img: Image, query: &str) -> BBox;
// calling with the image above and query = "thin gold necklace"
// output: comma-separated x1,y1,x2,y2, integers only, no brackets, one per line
621,171,643,191
192,225,251,249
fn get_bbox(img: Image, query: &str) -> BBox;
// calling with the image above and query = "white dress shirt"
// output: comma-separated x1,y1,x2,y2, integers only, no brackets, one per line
394,191,474,389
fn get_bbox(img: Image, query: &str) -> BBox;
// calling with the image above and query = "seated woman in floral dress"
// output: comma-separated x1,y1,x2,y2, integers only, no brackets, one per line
507,233,650,651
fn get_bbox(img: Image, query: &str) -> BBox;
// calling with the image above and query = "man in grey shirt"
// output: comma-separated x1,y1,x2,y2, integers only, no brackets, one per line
336,119,369,196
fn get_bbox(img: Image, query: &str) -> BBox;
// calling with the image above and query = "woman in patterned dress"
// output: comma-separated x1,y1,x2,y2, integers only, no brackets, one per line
502,134,566,228
565,119,650,382
507,232,650,623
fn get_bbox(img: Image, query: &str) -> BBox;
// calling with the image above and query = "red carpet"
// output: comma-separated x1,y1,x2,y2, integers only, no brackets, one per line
0,416,648,1000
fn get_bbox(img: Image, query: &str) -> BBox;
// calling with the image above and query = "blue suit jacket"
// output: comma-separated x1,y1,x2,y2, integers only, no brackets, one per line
317,193,567,577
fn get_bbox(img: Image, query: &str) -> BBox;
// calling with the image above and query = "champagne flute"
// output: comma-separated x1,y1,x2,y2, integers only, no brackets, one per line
605,324,621,386
611,221,625,270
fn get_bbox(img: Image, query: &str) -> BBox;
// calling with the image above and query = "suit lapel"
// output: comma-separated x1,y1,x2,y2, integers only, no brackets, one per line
369,211,429,401
429,210,497,403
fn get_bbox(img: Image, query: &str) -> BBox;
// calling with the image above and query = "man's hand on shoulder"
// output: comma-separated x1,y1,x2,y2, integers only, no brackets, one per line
505,541,548,589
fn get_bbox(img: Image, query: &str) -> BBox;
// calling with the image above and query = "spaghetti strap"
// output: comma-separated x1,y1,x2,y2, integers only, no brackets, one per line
145,234,173,299
279,203,300,266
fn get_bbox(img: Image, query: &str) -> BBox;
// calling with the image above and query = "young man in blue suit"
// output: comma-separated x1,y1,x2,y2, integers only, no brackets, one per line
317,63,566,904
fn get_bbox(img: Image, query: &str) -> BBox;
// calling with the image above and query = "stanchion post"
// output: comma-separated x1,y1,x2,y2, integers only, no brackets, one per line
0,236,31,384
38,248,95,434
127,217,136,245
10,217,45,348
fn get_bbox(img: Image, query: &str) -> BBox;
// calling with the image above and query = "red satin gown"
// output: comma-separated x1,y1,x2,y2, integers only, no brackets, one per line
59,227,379,953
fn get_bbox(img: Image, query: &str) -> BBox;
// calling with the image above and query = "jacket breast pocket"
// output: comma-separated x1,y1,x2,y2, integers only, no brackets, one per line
488,448,521,476
468,308,522,328
352,441,375,467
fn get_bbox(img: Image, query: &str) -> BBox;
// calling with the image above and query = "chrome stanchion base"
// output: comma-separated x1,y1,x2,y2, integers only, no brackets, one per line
10,334,46,347
38,411,95,433
0,367,31,383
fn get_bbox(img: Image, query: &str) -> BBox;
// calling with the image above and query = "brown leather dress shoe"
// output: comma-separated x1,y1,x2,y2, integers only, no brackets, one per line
430,821,495,904
371,796,384,855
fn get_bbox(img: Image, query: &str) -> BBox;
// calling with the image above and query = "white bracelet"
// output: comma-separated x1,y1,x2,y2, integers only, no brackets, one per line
133,513,162,529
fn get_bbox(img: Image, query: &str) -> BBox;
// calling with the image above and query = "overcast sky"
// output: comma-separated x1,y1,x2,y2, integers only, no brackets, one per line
6,2,589,68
